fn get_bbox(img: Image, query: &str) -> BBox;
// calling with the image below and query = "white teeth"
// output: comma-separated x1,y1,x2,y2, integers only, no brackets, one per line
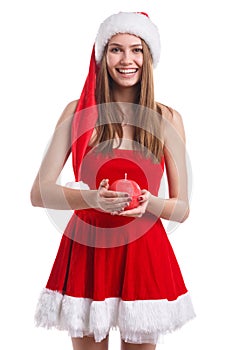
117,69,137,74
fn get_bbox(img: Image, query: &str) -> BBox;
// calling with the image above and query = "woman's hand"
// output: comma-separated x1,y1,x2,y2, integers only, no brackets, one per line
118,189,151,218
96,179,132,213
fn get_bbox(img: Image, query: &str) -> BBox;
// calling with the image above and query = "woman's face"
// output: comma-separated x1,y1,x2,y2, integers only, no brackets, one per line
106,33,143,88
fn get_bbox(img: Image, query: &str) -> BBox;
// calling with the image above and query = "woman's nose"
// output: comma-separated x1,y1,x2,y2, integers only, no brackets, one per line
120,51,133,65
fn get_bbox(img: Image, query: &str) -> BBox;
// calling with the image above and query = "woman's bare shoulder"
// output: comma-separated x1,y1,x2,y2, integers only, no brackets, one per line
156,101,183,124
156,101,185,142
55,99,79,127
156,101,174,120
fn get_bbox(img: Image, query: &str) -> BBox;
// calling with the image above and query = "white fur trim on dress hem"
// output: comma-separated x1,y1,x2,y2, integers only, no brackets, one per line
35,289,195,344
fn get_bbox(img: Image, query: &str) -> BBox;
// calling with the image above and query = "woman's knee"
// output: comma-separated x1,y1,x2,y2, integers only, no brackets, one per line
71,335,109,350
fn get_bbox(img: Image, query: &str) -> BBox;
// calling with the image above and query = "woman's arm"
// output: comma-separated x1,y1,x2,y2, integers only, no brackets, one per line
30,99,94,210
119,107,190,223
30,100,131,211
147,108,189,222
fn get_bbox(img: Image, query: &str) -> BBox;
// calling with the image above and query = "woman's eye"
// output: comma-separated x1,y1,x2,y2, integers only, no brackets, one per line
134,48,143,53
109,47,143,54
111,47,121,53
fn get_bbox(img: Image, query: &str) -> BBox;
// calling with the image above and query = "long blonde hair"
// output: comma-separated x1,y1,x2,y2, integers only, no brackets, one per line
91,39,163,162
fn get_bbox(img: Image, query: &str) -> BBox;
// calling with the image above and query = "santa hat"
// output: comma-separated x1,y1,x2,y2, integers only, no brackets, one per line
72,12,160,181
95,12,161,68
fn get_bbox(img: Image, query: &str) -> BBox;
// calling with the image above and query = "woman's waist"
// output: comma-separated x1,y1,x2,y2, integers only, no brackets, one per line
65,209,163,248
73,208,157,228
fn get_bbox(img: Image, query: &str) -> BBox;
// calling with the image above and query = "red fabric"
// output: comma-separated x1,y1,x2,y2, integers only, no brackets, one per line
46,149,188,301
137,12,149,18
71,46,98,181
46,225,187,301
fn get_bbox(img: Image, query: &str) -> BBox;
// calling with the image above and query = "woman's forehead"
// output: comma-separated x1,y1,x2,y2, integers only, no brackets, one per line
108,33,142,45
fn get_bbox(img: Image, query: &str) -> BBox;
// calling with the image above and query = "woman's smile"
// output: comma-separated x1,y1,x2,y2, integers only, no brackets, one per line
106,33,143,87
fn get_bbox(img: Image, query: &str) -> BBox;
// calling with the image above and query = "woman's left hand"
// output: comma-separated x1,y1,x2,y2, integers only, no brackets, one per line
117,189,151,218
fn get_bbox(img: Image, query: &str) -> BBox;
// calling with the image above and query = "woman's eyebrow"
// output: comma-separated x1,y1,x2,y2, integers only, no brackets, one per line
108,43,143,47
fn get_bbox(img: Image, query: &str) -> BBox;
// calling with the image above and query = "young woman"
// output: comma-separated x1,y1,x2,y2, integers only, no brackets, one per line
31,12,195,350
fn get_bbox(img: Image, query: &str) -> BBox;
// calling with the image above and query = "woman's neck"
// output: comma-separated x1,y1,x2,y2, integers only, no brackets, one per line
111,83,140,103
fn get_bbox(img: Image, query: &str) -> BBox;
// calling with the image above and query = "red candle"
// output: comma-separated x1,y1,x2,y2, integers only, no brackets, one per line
110,173,141,210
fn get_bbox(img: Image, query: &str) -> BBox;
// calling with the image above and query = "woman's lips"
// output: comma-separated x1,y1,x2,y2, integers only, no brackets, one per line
116,68,138,75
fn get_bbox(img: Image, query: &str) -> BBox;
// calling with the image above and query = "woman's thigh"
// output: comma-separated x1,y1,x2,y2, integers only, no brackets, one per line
71,336,109,350
121,340,156,350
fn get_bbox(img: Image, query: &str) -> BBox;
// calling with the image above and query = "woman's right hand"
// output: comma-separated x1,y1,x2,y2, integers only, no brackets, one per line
96,179,132,214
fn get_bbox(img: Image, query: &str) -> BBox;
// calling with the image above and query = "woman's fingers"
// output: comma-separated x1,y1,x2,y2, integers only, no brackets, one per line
98,179,129,198
137,189,151,203
103,190,129,198
97,182,151,216
118,207,143,217
118,190,151,217
100,197,132,212
98,179,109,190
97,180,132,212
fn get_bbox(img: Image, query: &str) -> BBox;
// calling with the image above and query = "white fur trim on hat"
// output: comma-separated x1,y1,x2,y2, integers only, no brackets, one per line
95,12,161,68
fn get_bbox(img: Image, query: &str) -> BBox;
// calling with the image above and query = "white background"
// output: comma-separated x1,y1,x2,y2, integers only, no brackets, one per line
0,0,232,349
